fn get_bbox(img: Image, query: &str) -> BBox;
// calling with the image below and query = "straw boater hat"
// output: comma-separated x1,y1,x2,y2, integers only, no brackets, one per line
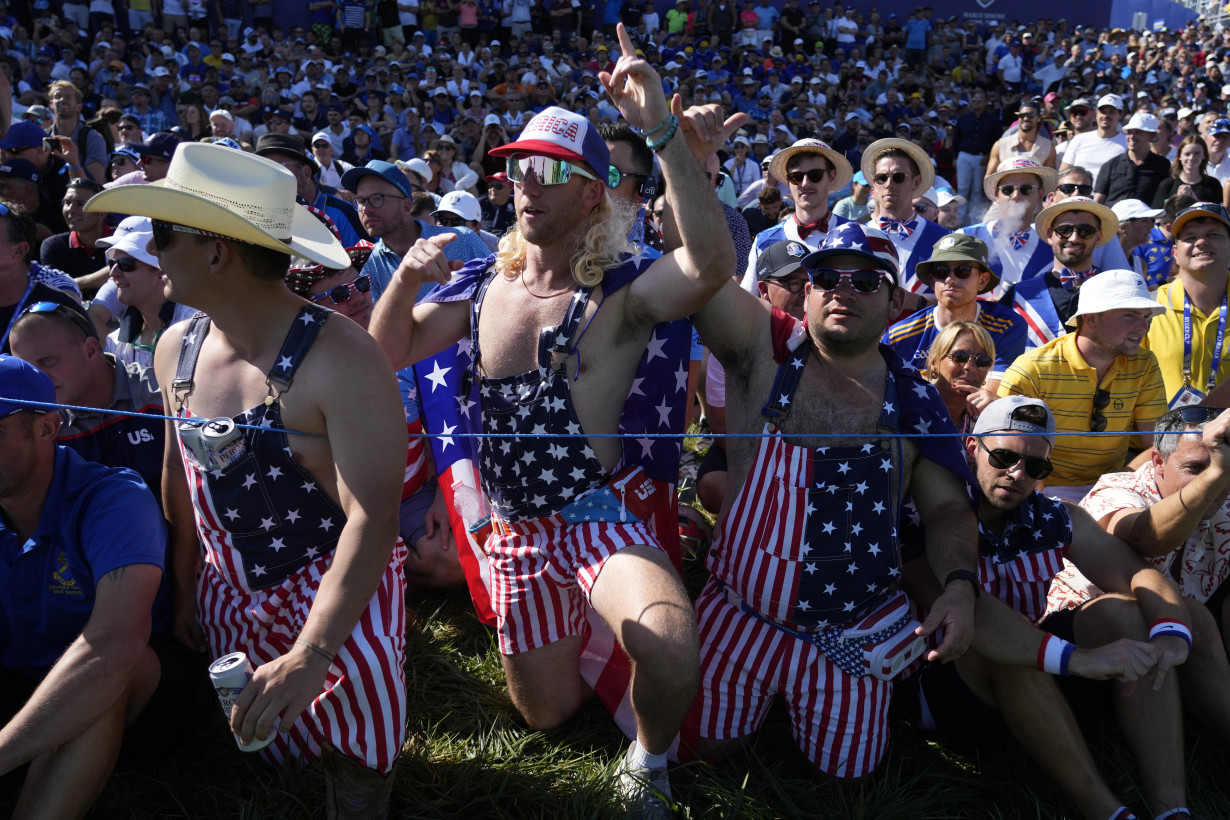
860,137,934,195
85,141,349,269
768,138,853,190
982,156,1059,202
1033,195,1118,247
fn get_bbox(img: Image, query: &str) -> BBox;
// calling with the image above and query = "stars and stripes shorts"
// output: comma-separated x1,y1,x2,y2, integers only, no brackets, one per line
487,512,661,655
198,541,408,775
692,578,894,779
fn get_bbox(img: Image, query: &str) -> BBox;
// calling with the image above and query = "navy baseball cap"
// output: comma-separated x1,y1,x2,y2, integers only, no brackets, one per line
340,159,414,199
130,132,180,161
0,354,55,418
0,158,39,183
0,121,47,150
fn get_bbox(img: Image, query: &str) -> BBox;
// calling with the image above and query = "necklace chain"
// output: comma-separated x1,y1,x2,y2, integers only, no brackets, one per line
520,271,573,299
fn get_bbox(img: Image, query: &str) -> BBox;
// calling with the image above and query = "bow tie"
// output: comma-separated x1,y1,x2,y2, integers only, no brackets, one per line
1056,267,1095,291
795,214,829,239
1009,230,1030,250
877,216,917,238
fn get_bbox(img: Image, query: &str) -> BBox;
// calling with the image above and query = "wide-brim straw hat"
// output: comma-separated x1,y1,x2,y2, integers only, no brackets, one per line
85,142,349,270
1033,196,1118,248
983,157,1059,202
860,138,934,196
768,138,853,190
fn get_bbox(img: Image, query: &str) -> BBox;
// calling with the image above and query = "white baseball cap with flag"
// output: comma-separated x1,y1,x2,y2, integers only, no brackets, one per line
489,106,610,179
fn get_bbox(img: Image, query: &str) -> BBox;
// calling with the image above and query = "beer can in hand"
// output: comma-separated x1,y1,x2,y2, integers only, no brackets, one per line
209,651,276,752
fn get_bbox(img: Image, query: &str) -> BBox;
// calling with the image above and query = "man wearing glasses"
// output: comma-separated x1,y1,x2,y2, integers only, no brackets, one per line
740,138,852,287
255,134,368,248
690,219,977,780
1095,112,1170,208
341,160,489,301
480,171,516,236
999,270,1166,503
904,395,1199,820
984,99,1057,175
959,158,1057,299
371,27,737,814
862,137,952,307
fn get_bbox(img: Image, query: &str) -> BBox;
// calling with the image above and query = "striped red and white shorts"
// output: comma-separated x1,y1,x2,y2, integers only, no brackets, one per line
693,578,894,778
487,512,661,655
198,541,408,776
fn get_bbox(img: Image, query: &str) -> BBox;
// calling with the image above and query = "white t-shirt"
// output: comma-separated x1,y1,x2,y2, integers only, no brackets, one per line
1062,130,1127,183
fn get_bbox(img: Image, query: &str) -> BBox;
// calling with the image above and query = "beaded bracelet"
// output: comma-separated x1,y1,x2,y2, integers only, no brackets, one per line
639,112,673,137
1037,633,1075,676
646,114,679,152
1148,619,1193,652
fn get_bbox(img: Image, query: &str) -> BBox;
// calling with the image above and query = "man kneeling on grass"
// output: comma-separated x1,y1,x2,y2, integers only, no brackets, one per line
904,396,1197,820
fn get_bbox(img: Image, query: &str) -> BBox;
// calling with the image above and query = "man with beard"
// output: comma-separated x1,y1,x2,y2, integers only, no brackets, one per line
985,98,1057,175
863,138,951,308
999,271,1166,502
959,158,1057,298
369,27,737,814
884,234,1025,396
1006,196,1119,348
1047,166,1132,272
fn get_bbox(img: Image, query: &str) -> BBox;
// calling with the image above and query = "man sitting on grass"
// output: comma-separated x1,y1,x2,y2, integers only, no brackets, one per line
905,396,1197,820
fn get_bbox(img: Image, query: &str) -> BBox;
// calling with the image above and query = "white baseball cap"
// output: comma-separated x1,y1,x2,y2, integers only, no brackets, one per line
1096,93,1124,110
1065,269,1166,326
433,190,481,222
1123,111,1159,132
1111,198,1165,222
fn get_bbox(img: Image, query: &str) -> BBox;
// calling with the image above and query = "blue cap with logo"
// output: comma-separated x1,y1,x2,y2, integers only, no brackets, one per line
0,355,55,418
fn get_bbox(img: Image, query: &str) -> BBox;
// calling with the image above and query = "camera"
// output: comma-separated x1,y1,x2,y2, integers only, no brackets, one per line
42,136,59,154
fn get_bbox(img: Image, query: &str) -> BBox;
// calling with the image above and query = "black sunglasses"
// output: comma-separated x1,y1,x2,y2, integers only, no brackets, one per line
947,350,993,368
311,274,371,305
21,300,98,340
1090,388,1111,433
434,213,465,227
786,168,831,185
766,275,808,293
976,437,1053,479
1051,223,1099,240
108,256,139,272
929,263,978,281
998,183,1036,197
873,171,908,186
806,267,891,293
912,201,930,213
1056,182,1094,196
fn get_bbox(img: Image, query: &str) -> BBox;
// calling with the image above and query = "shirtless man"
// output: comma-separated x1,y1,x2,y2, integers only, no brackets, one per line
370,24,736,817
86,143,409,818
688,221,978,778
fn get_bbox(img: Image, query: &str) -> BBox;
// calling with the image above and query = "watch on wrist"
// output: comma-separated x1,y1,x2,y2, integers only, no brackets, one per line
944,568,980,599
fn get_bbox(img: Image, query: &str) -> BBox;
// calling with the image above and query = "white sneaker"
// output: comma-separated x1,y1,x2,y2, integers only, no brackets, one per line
616,744,674,820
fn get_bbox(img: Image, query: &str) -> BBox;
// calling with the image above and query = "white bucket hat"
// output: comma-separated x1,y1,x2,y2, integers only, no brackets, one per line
86,142,349,269
1065,269,1166,326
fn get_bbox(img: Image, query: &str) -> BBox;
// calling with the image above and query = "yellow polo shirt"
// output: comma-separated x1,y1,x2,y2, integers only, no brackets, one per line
1145,277,1230,402
998,333,1167,486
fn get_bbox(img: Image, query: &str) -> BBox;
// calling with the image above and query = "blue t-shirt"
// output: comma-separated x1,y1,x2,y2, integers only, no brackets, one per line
904,18,930,50
362,221,493,302
0,447,168,677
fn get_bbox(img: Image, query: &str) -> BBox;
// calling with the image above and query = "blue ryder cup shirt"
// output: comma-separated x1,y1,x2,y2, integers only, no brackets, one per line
363,221,493,302
0,446,168,677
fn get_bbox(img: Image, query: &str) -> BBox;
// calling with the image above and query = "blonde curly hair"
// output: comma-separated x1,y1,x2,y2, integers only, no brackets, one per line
493,193,628,288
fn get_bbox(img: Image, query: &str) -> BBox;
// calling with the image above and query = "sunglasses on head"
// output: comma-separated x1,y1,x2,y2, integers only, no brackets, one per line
1051,223,1099,239
998,183,1036,197
1090,387,1110,432
806,267,891,293
506,155,597,186
786,167,831,185
310,273,371,305
108,256,139,272
947,349,993,368
976,437,1053,479
873,171,908,186
21,300,97,340
1170,406,1226,425
1056,182,1093,196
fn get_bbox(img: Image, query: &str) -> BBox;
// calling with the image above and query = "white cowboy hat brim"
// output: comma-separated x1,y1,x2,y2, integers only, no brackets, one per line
860,138,935,196
86,142,349,270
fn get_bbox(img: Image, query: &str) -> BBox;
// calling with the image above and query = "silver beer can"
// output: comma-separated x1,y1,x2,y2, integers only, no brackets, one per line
208,651,276,752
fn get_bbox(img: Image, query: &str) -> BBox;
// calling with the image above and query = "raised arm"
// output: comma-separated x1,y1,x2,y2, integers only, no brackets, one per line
600,23,742,326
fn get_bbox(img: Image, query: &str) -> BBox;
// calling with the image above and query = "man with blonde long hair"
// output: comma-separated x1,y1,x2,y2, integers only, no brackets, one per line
371,24,738,818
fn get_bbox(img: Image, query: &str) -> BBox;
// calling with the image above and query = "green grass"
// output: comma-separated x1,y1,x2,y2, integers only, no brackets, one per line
3,582,1227,819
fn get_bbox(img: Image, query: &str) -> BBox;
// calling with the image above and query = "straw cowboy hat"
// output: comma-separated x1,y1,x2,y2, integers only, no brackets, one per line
982,156,1058,202
1033,195,1118,247
85,141,349,269
768,138,853,190
860,138,935,195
